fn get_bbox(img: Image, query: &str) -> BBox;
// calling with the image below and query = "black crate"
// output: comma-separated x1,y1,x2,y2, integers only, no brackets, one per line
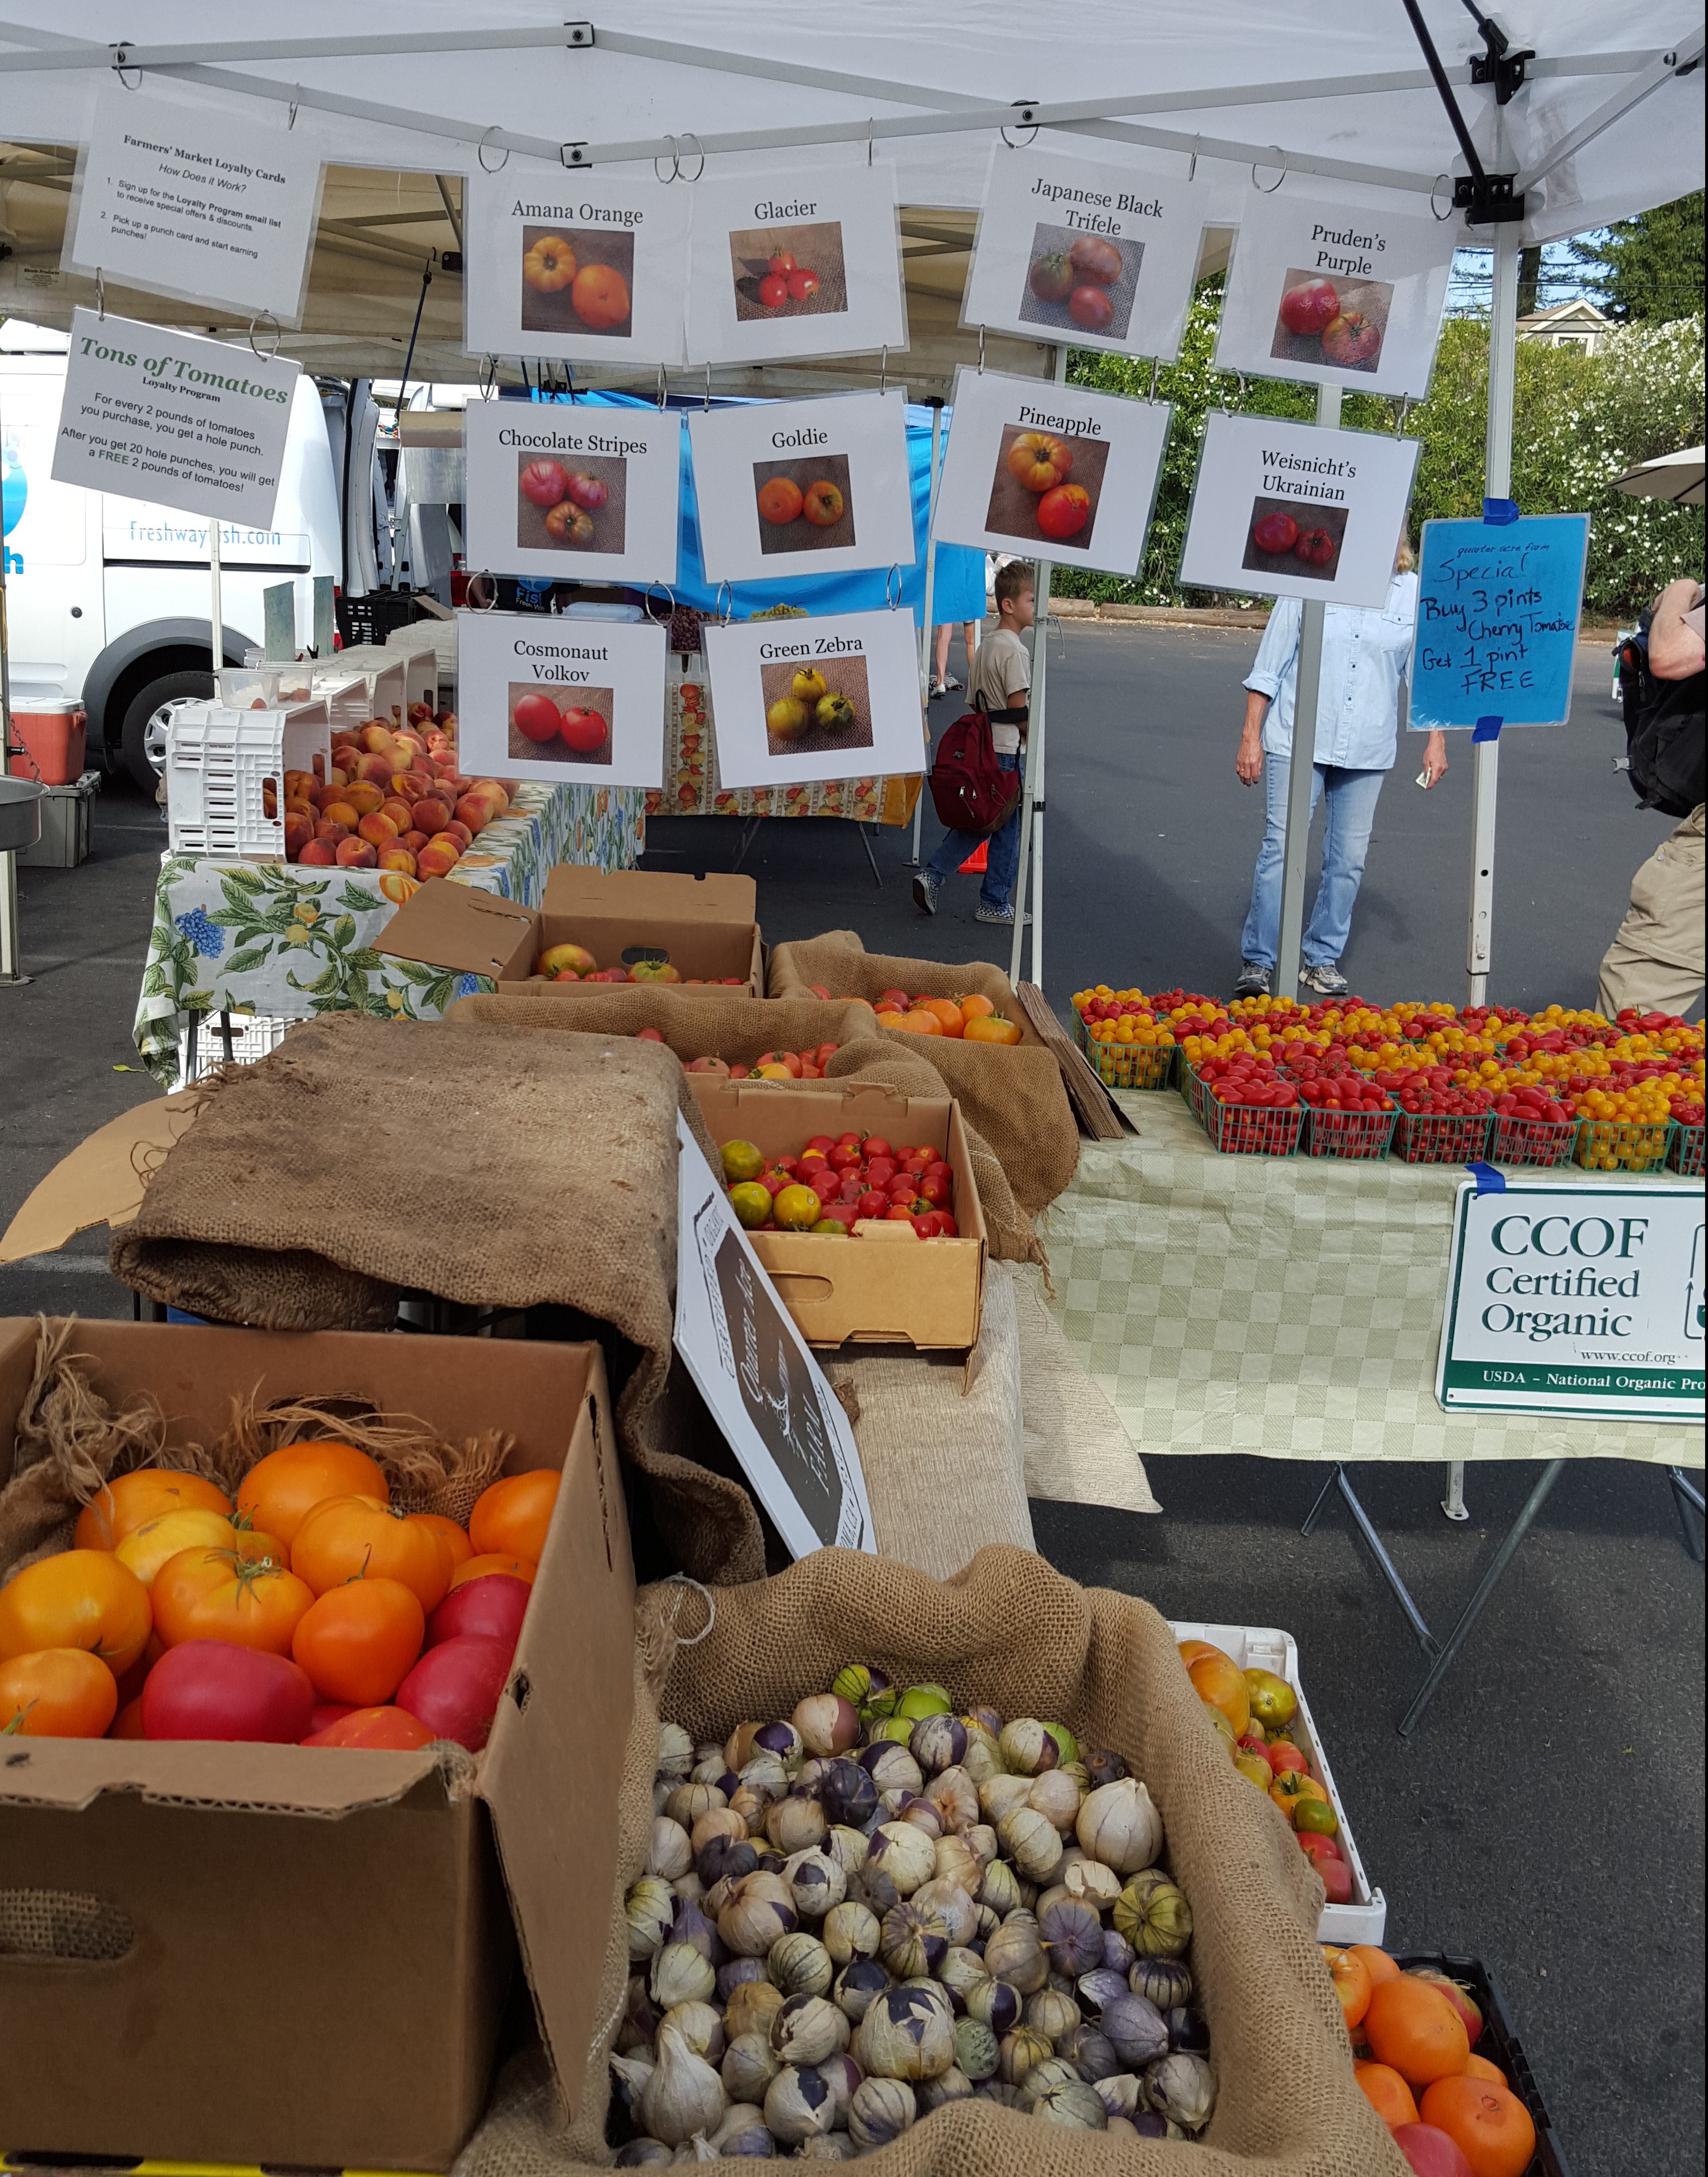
337,588,438,648
1394,1952,1572,2177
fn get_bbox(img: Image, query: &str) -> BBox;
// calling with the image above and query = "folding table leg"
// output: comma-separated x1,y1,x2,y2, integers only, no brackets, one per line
857,824,884,888
1301,1464,1437,1656
1669,1466,1705,1563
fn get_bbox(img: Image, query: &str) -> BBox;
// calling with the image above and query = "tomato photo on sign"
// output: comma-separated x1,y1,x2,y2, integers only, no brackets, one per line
1006,432,1073,493
1027,253,1075,305
1036,482,1091,540
1251,510,1300,556
1278,275,1340,336
519,458,570,508
1067,286,1116,333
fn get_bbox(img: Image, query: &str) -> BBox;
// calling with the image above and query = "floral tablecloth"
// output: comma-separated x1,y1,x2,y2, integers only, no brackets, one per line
135,782,643,1084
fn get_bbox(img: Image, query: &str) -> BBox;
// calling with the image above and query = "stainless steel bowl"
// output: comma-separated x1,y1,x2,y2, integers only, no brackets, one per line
0,774,46,853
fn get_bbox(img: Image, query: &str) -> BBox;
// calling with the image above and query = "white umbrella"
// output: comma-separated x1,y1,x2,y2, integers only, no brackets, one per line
1614,446,1706,506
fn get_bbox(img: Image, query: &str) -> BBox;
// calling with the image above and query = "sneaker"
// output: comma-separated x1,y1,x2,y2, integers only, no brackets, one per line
911,872,939,915
928,681,949,700
1233,960,1272,997
1299,961,1350,997
942,675,964,693
975,902,1032,926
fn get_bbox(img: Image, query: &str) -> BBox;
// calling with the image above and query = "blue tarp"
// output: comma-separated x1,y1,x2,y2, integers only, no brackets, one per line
520,386,979,628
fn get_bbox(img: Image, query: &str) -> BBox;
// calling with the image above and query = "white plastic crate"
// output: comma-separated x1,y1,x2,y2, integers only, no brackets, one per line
309,671,374,738
328,646,409,726
218,663,316,711
1170,1618,1386,1946
386,643,442,718
166,701,330,863
175,1010,295,1087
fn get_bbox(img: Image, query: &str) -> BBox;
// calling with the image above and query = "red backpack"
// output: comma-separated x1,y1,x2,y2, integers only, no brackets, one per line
928,708,1022,837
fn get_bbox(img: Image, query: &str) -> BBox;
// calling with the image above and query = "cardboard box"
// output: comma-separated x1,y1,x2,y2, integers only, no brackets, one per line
381,866,763,996
0,1320,630,2171
686,1078,986,1350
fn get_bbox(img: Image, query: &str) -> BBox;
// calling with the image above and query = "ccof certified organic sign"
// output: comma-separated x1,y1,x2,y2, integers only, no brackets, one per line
463,398,682,584
464,167,690,367
1410,514,1591,731
704,609,925,789
675,1115,875,1559
962,147,1208,362
1437,1178,1705,1421
1178,411,1421,609
687,390,915,583
686,164,908,367
66,87,322,322
1215,191,1455,398
457,607,667,789
933,366,1170,577
51,307,300,529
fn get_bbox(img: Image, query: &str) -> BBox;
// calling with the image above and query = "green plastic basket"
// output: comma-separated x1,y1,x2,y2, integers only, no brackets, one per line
1302,1104,1397,1161
1201,1088,1303,1157
1668,1122,1703,1177
1573,1117,1672,1173
1086,1037,1175,1091
1391,1110,1494,1165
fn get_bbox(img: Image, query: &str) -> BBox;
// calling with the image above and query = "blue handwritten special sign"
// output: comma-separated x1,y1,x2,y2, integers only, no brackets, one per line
1411,513,1591,730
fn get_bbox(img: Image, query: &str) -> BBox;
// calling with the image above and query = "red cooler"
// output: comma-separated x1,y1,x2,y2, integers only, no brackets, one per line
6,694,87,785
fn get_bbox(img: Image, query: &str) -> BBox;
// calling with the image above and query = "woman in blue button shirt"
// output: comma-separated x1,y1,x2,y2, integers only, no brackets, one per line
1233,538,1447,999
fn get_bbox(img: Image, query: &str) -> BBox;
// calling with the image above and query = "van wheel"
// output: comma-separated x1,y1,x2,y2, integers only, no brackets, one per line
119,670,214,793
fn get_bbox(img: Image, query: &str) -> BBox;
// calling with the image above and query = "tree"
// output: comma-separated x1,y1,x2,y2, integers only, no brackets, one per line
1566,192,1705,322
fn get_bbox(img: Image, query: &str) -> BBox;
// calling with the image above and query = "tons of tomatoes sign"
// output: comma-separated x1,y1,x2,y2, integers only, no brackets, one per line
0,1446,561,1750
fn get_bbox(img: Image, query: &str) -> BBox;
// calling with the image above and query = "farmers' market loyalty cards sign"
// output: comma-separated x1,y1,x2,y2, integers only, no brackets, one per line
1437,1179,1703,1422
963,147,1208,362
51,309,300,529
1178,412,1421,610
675,1116,876,1558
457,607,667,790
463,398,681,584
66,87,322,321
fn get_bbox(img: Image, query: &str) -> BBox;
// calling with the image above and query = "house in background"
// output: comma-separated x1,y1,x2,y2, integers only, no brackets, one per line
1516,299,1615,354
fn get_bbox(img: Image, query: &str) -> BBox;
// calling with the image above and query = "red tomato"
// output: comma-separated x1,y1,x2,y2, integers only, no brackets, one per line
1322,311,1381,366
395,1634,514,1752
1295,526,1338,567
302,1704,437,1750
1068,234,1123,286
1252,510,1300,556
142,1640,314,1742
1279,276,1341,336
559,705,610,755
310,1701,356,1735
786,268,819,302
519,458,570,508
1037,484,1091,539
933,1212,960,1238
1067,285,1115,333
758,273,789,309
512,692,564,744
427,1572,532,1652
767,249,797,275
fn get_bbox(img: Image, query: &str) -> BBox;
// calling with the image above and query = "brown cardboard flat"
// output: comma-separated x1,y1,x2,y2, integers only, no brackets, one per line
0,1318,630,2170
377,874,539,981
537,865,762,992
0,1091,202,1263
685,1080,987,1350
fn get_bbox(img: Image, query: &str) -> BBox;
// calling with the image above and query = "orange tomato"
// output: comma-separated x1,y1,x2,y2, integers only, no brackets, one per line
74,1467,233,1551
410,1513,474,1570
958,993,996,1023
1270,1771,1329,1821
874,1010,909,1029
469,1471,560,1564
0,1647,119,1737
291,1577,425,1707
1351,1944,1402,1988
115,1508,237,1588
449,1551,537,1591
896,1008,943,1035
522,234,577,293
1462,2054,1507,2087
1418,2075,1536,2177
571,261,630,329
151,1548,314,1656
1364,1975,1471,2088
231,1524,287,1565
918,997,965,1037
1353,2059,1420,2131
291,1495,453,1610
0,1549,153,1674
1180,1642,1250,1737
237,1440,389,1547
302,1703,436,1750
963,1013,1023,1047
109,1694,147,1739
1322,1944,1373,2028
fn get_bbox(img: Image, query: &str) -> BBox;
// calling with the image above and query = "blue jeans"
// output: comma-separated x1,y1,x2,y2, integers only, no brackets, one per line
925,754,1022,910
1241,758,1387,969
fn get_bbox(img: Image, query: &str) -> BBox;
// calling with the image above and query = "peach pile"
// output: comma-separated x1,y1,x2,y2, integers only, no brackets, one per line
280,708,516,877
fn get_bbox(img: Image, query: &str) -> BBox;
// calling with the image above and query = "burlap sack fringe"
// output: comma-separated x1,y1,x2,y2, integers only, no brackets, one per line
450,996,1043,1269
457,1548,1405,2177
108,1015,764,1585
767,933,1081,1219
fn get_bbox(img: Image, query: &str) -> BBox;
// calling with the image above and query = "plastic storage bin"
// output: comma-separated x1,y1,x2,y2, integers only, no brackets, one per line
17,771,98,867
166,702,330,863
176,1009,295,1087
1171,1619,1384,1946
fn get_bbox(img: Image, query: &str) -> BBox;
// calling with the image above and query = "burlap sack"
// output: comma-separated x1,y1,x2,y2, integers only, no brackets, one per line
107,1014,764,1585
450,996,1041,1268
767,933,1080,1217
456,1548,1403,2177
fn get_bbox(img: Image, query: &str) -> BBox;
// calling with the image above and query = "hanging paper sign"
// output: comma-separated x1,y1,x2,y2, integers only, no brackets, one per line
1436,1177,1703,1420
1178,411,1421,609
1410,514,1590,731
456,607,667,789
703,609,924,789
1215,192,1455,397
685,165,907,366
51,308,300,528
463,398,682,584
675,1115,876,1557
463,168,690,367
63,87,323,323
962,148,1208,362
931,367,1170,576
687,391,915,583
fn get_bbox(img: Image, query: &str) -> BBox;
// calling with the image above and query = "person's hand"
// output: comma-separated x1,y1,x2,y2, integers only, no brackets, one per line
1420,730,1448,789
1235,731,1264,786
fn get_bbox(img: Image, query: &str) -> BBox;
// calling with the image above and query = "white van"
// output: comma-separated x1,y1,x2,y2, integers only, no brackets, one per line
1,321,341,789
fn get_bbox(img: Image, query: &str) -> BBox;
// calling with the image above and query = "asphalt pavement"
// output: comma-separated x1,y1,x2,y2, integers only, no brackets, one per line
0,624,1701,2177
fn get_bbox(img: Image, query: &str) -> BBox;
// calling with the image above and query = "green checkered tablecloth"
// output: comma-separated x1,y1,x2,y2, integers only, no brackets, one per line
1036,1088,1701,1467
134,781,643,1084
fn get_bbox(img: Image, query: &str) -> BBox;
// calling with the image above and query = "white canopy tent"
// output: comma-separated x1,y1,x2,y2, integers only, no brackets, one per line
0,1,1701,1000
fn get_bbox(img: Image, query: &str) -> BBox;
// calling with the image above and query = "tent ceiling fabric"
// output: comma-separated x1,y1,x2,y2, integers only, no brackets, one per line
0,2,1699,382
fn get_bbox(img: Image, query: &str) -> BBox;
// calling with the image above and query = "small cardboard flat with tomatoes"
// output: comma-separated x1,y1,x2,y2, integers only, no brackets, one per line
0,1316,629,2171
686,1077,987,1351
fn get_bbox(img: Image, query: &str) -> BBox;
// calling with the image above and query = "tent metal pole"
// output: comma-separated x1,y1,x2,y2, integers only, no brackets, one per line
1275,381,1341,1002
207,514,223,679
1010,345,1065,990
1515,32,1703,192
1467,218,1520,1008
912,401,943,868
